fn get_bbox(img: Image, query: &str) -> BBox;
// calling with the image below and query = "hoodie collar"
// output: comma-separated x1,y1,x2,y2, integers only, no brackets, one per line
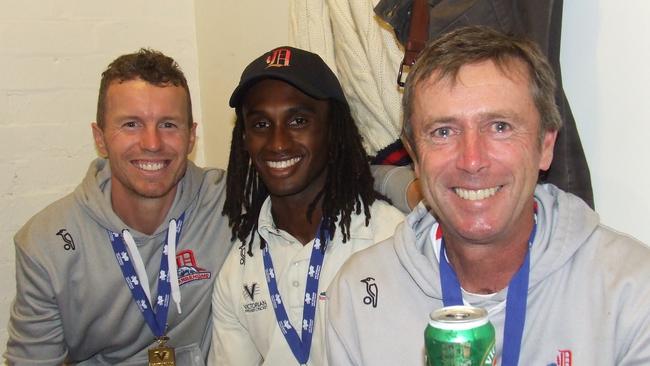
528,184,600,288
393,202,442,298
393,184,600,300
74,158,204,241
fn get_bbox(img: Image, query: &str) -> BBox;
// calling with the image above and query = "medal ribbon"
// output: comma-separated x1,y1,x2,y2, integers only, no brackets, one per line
107,212,185,337
438,208,537,366
262,223,328,365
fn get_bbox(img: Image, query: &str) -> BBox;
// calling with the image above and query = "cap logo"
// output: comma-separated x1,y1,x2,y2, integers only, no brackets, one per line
266,48,292,68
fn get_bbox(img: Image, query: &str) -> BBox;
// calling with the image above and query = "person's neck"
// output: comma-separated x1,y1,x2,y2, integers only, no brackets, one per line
442,216,534,295
270,194,324,246
111,186,177,236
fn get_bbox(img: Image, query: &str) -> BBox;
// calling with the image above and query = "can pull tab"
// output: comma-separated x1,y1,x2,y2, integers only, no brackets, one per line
445,311,471,320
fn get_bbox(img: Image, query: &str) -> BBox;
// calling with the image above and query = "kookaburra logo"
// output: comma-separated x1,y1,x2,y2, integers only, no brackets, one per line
360,277,378,308
56,229,75,251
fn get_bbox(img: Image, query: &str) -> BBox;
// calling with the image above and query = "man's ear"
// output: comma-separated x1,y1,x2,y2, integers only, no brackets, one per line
401,135,420,179
92,123,108,157
401,135,423,209
539,129,558,171
242,131,247,152
188,122,197,154
402,136,416,160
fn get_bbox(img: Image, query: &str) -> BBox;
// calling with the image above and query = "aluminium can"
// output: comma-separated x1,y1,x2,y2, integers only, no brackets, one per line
424,305,496,366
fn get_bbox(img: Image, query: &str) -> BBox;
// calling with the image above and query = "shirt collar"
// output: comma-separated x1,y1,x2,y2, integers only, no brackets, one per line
256,195,377,245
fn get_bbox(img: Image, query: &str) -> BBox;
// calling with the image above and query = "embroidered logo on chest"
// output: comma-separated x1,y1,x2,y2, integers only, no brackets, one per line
546,349,573,366
56,229,76,251
242,282,268,313
243,282,260,301
360,277,378,308
176,249,211,285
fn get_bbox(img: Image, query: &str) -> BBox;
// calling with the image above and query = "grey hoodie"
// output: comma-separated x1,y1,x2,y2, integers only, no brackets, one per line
326,184,650,365
5,158,232,365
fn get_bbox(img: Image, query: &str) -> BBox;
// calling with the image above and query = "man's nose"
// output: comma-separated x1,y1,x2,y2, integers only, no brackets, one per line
267,125,290,152
141,125,162,152
456,130,489,173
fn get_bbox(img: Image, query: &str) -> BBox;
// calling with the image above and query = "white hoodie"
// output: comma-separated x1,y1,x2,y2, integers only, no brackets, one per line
326,184,650,365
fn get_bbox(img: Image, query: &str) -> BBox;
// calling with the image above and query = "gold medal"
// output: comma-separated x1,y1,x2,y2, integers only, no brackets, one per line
148,336,176,366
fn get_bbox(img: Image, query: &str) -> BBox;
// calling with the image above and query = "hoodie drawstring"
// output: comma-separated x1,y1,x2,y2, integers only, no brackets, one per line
167,219,182,314
122,219,182,315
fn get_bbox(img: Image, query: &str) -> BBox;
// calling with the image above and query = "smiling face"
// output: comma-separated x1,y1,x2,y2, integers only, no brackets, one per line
92,78,196,205
408,59,556,245
241,79,329,202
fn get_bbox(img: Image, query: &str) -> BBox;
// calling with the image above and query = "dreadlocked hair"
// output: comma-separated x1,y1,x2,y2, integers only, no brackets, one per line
222,99,384,256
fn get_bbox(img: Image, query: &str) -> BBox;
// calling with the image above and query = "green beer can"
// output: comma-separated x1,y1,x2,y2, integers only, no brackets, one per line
425,305,496,366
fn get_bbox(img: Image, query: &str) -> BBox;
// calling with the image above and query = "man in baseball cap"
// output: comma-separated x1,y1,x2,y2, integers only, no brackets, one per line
209,46,405,365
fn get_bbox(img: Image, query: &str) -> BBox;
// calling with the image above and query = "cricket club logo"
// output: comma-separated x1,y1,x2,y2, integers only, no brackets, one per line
243,282,261,301
242,281,268,313
266,48,292,68
547,349,573,366
176,249,211,285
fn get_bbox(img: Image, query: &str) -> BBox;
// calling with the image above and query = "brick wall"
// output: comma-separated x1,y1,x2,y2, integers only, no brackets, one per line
0,0,204,348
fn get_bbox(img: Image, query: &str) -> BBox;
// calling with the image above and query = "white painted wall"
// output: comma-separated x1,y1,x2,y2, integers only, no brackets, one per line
0,0,204,349
194,0,289,169
562,1,650,244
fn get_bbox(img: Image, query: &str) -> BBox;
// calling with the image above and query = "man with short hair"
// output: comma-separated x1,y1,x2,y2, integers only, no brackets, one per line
326,26,650,365
210,46,405,366
5,49,231,365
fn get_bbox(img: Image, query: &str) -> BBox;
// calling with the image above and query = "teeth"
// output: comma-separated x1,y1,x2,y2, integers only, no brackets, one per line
267,157,301,169
454,186,500,201
135,161,165,171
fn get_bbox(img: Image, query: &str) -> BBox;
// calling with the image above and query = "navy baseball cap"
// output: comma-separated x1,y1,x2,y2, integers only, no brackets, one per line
229,46,347,108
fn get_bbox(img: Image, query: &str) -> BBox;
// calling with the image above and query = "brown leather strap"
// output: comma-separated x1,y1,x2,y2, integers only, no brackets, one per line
398,0,430,86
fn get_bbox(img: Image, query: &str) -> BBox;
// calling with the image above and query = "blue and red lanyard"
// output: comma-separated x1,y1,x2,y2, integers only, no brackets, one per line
107,212,185,338
439,208,537,366
262,224,328,365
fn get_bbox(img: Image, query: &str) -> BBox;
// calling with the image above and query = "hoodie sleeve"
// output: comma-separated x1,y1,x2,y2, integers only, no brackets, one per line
610,241,650,365
371,165,417,214
4,243,68,365
617,310,650,365
326,270,363,366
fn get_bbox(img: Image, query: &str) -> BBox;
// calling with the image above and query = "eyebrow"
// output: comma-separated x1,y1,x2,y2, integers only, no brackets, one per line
478,110,520,121
244,104,320,118
423,110,520,126
110,114,184,123
287,105,319,115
